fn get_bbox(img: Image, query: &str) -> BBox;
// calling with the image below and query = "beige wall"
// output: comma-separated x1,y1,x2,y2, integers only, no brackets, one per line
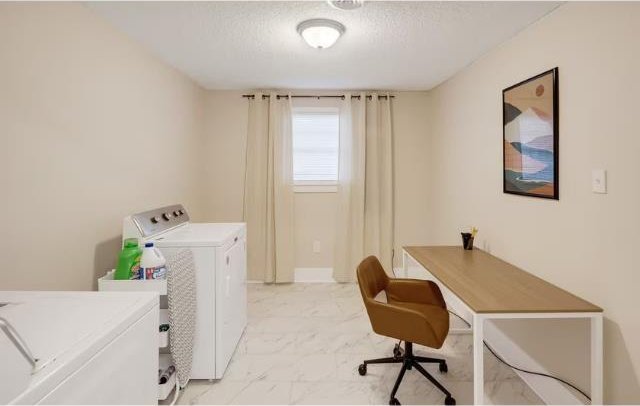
293,192,338,269
0,3,206,291
202,91,248,224
391,92,433,268
427,3,640,402
202,91,431,280
4,3,636,401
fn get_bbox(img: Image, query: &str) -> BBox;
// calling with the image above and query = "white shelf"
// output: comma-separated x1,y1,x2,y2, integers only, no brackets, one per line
159,309,169,348
98,270,167,295
98,270,173,401
158,354,176,401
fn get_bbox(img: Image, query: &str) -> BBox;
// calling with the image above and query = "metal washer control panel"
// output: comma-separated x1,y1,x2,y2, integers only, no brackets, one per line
131,204,190,238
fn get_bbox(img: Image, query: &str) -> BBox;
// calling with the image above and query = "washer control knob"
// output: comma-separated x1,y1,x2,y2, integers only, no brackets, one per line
151,216,160,224
162,212,172,221
173,210,180,216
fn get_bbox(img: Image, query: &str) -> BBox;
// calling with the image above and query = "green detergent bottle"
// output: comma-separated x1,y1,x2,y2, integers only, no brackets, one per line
114,238,143,280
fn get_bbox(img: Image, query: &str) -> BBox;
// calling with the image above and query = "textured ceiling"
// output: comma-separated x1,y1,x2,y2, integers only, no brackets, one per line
88,1,560,90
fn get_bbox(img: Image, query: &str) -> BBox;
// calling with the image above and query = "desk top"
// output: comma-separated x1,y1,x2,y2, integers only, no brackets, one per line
404,246,602,314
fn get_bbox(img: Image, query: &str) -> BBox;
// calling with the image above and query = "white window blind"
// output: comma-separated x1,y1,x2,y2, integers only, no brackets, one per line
292,110,339,183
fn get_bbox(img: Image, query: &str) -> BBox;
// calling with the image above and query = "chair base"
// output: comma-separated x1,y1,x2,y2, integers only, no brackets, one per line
358,342,455,406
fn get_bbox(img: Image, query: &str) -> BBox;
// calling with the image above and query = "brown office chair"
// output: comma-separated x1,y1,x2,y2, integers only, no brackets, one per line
356,256,455,406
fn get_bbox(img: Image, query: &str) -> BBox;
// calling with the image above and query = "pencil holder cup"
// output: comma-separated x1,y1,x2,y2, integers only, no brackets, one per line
461,233,474,250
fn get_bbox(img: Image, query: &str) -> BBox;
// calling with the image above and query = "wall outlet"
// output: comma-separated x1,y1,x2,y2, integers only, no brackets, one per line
592,169,607,194
313,240,321,253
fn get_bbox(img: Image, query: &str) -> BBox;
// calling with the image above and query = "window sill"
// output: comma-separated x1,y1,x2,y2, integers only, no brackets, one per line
293,184,338,193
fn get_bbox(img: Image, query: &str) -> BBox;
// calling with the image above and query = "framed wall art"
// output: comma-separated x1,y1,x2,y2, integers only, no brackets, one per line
503,67,559,199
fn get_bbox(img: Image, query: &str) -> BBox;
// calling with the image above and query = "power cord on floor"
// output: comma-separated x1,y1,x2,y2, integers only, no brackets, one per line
447,310,591,403
169,380,180,406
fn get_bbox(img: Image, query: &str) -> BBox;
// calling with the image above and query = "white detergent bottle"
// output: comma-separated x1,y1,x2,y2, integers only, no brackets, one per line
140,242,167,280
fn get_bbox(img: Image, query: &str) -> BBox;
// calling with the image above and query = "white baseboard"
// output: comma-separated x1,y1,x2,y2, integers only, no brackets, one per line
401,266,583,404
294,267,335,283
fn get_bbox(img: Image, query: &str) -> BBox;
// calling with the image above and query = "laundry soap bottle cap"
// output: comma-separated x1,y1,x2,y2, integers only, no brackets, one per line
123,238,139,248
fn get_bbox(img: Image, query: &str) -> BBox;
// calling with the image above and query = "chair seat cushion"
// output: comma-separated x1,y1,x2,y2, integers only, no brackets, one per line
387,299,450,347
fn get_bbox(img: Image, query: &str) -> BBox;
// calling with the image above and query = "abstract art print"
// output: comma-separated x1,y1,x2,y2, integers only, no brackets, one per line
503,68,558,199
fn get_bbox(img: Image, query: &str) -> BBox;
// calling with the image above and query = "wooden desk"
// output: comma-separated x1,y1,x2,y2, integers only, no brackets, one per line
402,246,603,405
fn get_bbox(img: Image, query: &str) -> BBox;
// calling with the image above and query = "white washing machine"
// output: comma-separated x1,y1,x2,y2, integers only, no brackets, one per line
122,204,247,379
1,291,158,405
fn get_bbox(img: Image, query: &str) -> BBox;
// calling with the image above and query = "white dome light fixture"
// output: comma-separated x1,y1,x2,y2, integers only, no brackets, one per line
297,19,345,49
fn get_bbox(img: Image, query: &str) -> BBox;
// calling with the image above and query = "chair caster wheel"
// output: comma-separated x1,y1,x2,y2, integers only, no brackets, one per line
444,396,456,405
358,364,367,376
439,362,448,373
389,397,401,405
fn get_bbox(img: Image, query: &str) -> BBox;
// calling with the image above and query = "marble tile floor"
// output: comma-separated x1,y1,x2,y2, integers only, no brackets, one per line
177,283,543,405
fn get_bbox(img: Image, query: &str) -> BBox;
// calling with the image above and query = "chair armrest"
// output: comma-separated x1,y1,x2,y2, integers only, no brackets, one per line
386,278,446,309
365,300,441,348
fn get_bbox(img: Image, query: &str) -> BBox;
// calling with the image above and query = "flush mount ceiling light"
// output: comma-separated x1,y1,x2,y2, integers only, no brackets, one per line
328,0,364,11
297,19,345,49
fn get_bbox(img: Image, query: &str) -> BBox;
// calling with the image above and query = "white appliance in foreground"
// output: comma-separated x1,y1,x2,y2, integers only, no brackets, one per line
0,291,158,405
123,204,247,379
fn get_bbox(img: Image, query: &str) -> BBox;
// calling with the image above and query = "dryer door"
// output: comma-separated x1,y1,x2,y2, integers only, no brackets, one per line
215,237,247,377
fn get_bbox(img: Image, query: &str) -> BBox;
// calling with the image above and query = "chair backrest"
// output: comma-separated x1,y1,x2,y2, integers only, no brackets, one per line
356,256,390,302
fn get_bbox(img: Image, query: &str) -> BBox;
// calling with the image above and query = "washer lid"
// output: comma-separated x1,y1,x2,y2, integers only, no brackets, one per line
0,291,157,405
154,223,245,247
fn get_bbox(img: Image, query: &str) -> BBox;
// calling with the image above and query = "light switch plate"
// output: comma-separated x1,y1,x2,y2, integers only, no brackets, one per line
313,240,321,253
592,169,607,193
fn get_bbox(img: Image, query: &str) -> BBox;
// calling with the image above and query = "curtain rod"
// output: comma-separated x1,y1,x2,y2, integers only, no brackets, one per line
242,94,394,100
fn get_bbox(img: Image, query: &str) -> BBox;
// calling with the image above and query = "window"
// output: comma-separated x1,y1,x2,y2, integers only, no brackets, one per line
292,109,339,186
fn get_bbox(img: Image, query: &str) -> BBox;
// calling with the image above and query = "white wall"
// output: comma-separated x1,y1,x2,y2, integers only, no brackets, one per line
202,90,431,280
0,3,206,290
427,3,640,402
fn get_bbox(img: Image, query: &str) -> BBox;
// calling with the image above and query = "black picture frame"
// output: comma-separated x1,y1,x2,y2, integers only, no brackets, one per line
502,67,559,200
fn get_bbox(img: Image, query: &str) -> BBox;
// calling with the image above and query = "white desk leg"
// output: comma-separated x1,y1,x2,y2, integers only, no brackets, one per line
473,314,485,405
591,314,603,404
402,250,408,278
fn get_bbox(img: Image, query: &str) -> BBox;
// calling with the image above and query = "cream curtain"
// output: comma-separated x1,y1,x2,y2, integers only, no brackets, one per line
333,93,394,282
243,92,296,283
